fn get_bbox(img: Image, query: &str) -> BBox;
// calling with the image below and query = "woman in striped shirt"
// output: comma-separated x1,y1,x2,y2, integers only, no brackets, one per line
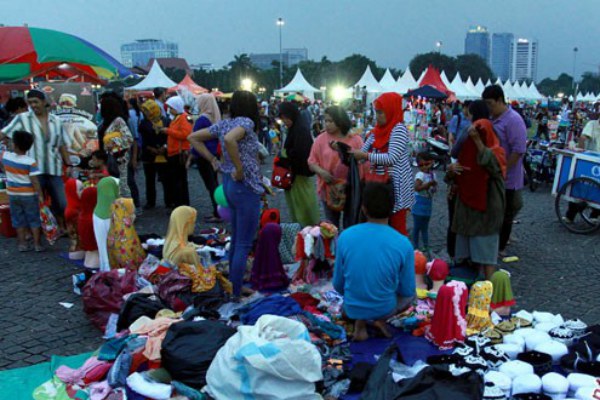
351,92,414,235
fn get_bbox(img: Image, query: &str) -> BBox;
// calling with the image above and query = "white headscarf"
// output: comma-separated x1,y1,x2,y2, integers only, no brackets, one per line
166,96,185,114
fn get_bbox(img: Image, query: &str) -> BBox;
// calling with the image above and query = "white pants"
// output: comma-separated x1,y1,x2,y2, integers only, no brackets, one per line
93,215,111,272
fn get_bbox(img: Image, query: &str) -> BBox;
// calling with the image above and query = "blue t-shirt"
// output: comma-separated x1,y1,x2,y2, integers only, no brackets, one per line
333,223,415,320
192,115,218,157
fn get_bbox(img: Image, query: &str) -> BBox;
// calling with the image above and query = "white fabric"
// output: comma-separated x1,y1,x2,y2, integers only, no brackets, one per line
525,331,552,351
165,96,184,114
503,334,526,350
494,343,522,360
127,60,177,90
542,372,569,400
206,315,323,400
575,387,598,399
513,328,535,339
126,372,172,400
533,311,564,326
485,371,512,397
535,341,569,364
535,322,561,333
499,360,534,380
512,374,542,395
92,215,111,272
567,373,597,396
514,310,534,323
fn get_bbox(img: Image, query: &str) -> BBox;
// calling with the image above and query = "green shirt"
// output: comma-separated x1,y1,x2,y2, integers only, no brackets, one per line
94,177,119,219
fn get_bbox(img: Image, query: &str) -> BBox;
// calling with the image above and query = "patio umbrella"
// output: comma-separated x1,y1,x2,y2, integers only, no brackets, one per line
285,93,307,102
405,85,448,100
0,26,131,82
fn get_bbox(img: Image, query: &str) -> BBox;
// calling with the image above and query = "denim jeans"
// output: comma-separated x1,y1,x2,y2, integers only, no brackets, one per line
412,214,431,249
223,174,261,296
38,174,67,217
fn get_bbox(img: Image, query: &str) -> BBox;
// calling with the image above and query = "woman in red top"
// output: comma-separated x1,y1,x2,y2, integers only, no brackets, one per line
160,96,192,207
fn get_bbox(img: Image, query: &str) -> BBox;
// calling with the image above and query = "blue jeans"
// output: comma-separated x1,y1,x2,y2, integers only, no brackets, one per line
412,214,430,249
38,174,66,217
9,195,41,228
223,174,261,296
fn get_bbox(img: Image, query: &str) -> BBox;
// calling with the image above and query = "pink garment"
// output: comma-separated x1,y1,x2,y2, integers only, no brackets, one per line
89,381,111,400
307,132,363,199
55,356,112,386
129,316,181,361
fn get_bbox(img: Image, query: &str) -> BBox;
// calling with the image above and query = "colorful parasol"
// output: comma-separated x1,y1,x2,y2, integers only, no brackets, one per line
285,93,308,102
0,26,131,82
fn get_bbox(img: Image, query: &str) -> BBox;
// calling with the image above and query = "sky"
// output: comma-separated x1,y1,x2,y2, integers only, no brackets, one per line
2,0,599,81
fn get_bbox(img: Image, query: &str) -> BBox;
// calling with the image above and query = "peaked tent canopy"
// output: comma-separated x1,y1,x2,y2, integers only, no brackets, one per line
475,78,485,94
418,65,454,97
449,72,472,100
127,60,177,91
440,71,452,90
485,79,493,87
274,68,321,100
352,65,383,93
465,77,481,98
379,69,397,91
396,68,418,93
405,85,448,100
169,74,208,95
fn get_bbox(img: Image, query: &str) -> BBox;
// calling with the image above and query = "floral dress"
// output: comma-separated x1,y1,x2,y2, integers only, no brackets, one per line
107,198,145,270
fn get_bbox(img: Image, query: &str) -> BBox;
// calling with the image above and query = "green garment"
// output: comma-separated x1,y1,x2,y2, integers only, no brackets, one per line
452,147,505,237
285,175,320,227
490,269,515,307
93,176,119,219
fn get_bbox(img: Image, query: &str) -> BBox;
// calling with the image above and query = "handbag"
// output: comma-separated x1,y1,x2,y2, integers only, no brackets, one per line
325,179,347,212
271,156,293,190
363,141,391,184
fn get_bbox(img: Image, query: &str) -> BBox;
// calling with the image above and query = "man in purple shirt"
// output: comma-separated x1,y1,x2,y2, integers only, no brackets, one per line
482,85,527,255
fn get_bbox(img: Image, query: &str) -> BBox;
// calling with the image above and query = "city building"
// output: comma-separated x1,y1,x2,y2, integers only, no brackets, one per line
510,38,538,82
464,25,490,65
491,33,514,81
120,39,178,68
190,63,215,71
146,58,192,75
249,48,308,70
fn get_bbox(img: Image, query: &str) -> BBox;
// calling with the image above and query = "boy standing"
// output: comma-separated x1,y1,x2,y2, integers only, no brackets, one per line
0,131,44,251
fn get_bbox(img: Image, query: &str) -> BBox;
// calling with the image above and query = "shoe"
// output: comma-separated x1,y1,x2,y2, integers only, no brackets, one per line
561,216,574,224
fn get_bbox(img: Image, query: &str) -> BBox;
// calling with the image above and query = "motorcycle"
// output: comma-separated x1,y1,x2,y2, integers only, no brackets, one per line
524,139,559,192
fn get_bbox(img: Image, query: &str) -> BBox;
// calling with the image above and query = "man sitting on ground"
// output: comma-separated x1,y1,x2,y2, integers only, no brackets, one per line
333,183,416,341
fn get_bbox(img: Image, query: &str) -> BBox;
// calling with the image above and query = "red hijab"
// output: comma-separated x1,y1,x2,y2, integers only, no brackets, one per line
370,92,404,150
456,119,506,212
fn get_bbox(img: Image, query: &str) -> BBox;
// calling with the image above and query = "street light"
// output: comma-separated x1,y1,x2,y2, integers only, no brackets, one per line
241,78,254,92
277,17,285,88
435,41,443,53
572,47,578,96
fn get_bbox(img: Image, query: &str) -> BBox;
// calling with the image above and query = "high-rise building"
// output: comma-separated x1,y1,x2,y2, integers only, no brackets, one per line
464,25,490,65
120,39,179,68
249,48,308,70
510,38,538,82
491,33,514,81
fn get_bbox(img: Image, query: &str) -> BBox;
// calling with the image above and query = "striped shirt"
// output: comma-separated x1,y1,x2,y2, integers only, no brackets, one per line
362,123,414,212
1,111,71,176
0,151,41,196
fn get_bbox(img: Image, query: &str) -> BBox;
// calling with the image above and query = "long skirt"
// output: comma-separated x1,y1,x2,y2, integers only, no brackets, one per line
285,175,320,227
93,215,111,272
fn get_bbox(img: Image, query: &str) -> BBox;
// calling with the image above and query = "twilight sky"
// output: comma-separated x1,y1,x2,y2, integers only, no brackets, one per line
3,0,599,81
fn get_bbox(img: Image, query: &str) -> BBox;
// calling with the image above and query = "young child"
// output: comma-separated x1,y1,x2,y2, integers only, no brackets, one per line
412,152,437,253
0,130,44,251
268,121,281,155
88,150,110,184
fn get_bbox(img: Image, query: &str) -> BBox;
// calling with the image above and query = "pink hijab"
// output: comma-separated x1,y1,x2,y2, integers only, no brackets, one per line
197,94,222,124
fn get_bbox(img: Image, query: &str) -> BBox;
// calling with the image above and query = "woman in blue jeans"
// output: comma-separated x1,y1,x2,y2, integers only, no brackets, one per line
188,91,263,299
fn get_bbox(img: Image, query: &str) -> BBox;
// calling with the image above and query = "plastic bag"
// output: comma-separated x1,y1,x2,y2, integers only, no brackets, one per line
138,254,161,278
39,204,59,245
82,270,137,330
206,315,323,400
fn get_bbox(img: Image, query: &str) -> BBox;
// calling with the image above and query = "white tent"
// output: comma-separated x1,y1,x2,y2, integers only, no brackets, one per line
475,78,485,94
274,68,321,100
518,82,532,100
379,69,397,92
529,82,544,100
127,60,177,91
396,68,418,93
465,76,481,98
352,65,383,93
416,69,427,85
485,79,492,87
502,80,518,100
440,71,452,90
512,81,527,100
449,72,472,100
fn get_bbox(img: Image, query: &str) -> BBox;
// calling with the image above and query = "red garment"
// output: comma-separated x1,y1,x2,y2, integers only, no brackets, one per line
370,93,404,150
290,292,320,310
425,281,468,349
456,119,506,212
64,178,81,224
78,187,98,251
389,209,409,236
427,259,449,281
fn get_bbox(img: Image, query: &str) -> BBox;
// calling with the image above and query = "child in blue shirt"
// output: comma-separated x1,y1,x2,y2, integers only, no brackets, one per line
412,152,437,253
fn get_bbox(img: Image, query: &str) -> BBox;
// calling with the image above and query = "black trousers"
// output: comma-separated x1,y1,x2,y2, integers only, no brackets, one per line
167,154,190,207
127,162,140,208
499,189,523,251
447,195,456,258
195,156,219,217
143,162,167,207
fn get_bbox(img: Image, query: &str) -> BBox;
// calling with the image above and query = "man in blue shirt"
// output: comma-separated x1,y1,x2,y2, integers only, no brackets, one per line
333,183,416,341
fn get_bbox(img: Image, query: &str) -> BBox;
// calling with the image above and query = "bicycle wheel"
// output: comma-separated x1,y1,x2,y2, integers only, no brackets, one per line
555,177,600,234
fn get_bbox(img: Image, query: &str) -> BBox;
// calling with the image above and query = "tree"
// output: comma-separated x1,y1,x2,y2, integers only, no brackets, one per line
454,54,494,82
409,52,456,80
579,72,600,95
163,67,186,84
537,73,574,96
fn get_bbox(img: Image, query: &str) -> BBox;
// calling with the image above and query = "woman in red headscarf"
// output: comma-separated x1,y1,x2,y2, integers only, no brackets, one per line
449,100,506,280
351,92,414,235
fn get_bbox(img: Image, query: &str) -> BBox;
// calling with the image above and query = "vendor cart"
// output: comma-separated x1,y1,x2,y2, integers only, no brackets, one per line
552,149,600,234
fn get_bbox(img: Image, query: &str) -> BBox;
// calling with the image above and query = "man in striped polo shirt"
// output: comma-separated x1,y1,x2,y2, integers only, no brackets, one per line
1,89,73,231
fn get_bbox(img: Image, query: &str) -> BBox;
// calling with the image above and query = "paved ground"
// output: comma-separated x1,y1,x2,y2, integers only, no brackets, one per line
1,162,599,371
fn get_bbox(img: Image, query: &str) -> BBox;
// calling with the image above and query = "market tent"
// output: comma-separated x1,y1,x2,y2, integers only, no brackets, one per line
169,74,208,95
465,76,481,99
378,69,397,92
502,79,518,100
449,72,472,100
127,60,177,91
485,79,492,87
274,68,321,100
0,26,131,82
405,85,448,99
440,71,452,90
396,68,418,93
529,82,544,100
416,69,427,85
352,65,383,93
418,65,454,97
475,78,485,94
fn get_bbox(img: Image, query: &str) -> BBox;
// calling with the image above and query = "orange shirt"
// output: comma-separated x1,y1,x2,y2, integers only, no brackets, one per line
165,113,192,156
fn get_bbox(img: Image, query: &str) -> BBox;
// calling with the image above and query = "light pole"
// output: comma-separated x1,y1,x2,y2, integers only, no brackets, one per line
277,17,285,88
572,47,578,96
435,41,443,54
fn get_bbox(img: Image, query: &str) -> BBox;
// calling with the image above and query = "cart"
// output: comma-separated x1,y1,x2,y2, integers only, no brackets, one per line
552,149,600,234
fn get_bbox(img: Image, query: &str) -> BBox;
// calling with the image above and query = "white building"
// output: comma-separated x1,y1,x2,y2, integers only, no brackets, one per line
510,38,538,82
